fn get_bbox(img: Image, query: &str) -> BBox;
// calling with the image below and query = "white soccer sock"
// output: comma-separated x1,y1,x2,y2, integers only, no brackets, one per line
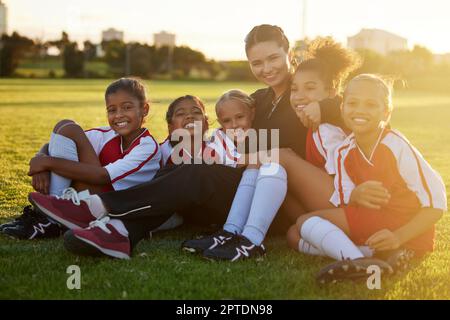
298,239,325,256
223,168,259,234
84,194,107,219
108,219,129,237
297,238,374,258
241,163,288,246
358,246,374,258
300,216,364,260
48,133,79,196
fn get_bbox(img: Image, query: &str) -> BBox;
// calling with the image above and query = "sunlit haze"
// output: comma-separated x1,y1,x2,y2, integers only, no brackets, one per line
4,0,450,60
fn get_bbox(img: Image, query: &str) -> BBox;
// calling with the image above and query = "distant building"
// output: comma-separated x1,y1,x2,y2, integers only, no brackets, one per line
0,0,7,36
154,31,176,48
347,28,407,55
102,28,124,42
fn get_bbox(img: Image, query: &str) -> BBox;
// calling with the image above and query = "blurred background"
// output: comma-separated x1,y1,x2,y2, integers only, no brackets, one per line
1,0,449,92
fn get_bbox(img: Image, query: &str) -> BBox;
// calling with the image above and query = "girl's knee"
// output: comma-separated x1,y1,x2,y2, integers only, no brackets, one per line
295,213,311,230
279,148,294,156
53,120,84,140
53,119,76,133
277,148,297,167
286,224,300,250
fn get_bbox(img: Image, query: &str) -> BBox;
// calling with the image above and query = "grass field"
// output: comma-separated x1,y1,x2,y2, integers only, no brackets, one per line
0,79,449,299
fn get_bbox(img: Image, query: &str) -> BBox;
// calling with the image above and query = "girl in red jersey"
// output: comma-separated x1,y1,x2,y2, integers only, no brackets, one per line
0,78,161,240
286,74,447,283
159,95,209,167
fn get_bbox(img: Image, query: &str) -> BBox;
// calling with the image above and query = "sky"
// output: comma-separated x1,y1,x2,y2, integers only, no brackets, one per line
3,0,450,60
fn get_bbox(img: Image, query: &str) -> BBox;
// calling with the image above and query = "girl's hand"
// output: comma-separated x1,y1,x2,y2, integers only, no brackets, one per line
28,155,49,176
31,171,50,194
366,229,401,251
350,180,390,209
293,105,306,124
300,102,321,131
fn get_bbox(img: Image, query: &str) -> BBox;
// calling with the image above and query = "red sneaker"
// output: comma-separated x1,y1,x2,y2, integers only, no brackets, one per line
71,217,131,259
28,190,95,230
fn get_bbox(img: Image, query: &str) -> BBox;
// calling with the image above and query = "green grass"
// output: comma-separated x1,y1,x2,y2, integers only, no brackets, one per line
0,79,449,299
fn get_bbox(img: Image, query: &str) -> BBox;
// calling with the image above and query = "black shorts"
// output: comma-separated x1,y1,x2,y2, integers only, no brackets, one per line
100,164,245,246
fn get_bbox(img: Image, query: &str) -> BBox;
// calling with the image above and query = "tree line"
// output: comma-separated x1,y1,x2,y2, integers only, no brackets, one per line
1,32,450,91
0,31,255,80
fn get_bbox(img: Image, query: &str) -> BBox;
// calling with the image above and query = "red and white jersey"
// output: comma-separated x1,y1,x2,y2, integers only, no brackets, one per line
159,138,174,167
159,137,207,166
205,129,241,167
85,127,161,191
331,128,447,214
305,124,348,174
159,129,241,167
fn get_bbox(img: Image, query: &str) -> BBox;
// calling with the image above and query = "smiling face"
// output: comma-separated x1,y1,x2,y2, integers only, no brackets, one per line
342,80,391,136
290,70,334,108
168,98,207,136
106,89,148,138
247,41,291,91
216,99,255,142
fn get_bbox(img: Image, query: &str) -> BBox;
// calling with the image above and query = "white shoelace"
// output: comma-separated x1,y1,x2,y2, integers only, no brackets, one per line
87,216,111,234
57,187,82,205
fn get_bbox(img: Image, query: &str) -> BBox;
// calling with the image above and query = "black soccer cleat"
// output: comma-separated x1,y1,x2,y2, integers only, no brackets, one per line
0,205,63,240
316,257,394,284
0,205,37,232
0,219,19,232
181,229,235,254
375,248,415,273
63,229,104,257
202,235,266,262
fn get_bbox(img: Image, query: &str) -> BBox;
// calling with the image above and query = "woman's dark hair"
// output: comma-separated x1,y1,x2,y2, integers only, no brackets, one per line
165,95,206,124
105,78,148,106
245,24,290,54
296,37,361,92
